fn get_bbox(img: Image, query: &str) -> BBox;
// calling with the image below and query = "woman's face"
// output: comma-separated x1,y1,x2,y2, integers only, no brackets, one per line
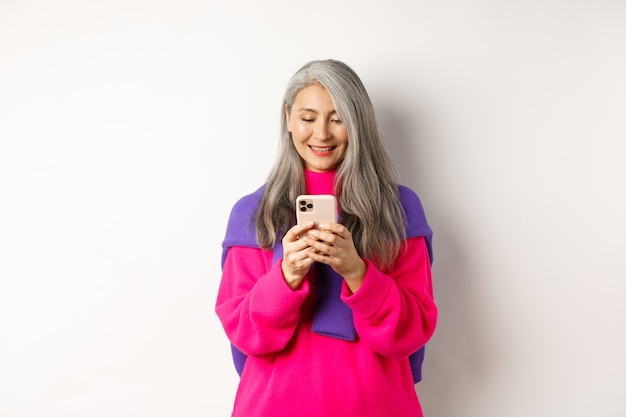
286,84,348,173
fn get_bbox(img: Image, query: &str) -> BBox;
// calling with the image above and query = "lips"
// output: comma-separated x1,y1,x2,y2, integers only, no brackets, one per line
310,145,336,156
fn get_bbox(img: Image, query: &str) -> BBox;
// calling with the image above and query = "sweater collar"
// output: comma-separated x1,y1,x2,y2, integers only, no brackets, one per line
304,169,336,195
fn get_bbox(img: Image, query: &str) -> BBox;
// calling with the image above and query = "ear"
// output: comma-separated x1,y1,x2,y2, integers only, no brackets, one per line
285,105,292,132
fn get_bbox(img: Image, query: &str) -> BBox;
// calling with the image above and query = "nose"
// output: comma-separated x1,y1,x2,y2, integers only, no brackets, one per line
313,120,332,140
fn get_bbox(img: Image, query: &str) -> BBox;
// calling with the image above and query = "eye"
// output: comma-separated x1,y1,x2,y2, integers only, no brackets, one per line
331,118,343,124
301,118,314,123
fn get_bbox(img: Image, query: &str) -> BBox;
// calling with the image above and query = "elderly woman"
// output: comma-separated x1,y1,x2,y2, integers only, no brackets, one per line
216,59,437,417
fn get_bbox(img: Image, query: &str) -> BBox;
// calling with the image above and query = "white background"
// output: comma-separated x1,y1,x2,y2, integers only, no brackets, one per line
1,1,625,416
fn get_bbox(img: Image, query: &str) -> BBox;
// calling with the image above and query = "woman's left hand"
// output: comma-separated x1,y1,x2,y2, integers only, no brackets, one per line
302,223,366,293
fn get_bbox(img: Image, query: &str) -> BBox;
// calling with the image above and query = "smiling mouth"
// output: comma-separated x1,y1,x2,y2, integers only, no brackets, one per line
310,145,336,155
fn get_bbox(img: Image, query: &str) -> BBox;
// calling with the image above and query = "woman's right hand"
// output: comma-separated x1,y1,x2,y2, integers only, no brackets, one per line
281,221,316,290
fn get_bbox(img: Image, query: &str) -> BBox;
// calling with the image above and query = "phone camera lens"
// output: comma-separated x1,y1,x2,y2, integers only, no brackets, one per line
299,206,307,212
300,200,307,206
306,203,313,209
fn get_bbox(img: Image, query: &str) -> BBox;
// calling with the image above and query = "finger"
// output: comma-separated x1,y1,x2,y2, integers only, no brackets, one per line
283,221,315,242
286,255,314,271
299,256,316,269
305,247,335,266
303,236,335,256
306,228,340,246
289,245,317,262
287,237,314,253
317,223,349,238
285,249,308,263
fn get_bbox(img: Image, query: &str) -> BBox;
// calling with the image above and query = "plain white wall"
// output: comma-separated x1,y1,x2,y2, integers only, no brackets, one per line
1,1,625,416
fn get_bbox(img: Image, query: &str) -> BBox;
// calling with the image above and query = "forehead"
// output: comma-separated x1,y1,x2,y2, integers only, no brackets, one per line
293,84,335,109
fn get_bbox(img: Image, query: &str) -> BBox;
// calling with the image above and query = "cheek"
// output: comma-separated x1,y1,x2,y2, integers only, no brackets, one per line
335,126,349,143
291,124,310,141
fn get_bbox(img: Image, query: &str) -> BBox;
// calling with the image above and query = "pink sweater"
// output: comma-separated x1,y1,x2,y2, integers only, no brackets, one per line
216,170,437,417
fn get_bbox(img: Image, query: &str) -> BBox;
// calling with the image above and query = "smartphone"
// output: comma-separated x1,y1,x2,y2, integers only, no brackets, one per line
296,195,338,227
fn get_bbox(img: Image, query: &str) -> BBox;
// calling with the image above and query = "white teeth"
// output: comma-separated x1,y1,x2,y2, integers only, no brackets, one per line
311,146,333,151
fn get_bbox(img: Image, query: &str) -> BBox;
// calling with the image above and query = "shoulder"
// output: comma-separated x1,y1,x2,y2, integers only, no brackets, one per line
398,185,422,210
230,185,266,217
222,185,266,253
397,185,432,238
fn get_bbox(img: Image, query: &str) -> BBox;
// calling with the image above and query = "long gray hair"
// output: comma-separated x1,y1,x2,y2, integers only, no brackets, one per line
255,59,407,270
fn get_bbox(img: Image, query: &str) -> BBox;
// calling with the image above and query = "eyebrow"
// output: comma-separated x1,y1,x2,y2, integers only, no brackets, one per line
296,107,337,114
